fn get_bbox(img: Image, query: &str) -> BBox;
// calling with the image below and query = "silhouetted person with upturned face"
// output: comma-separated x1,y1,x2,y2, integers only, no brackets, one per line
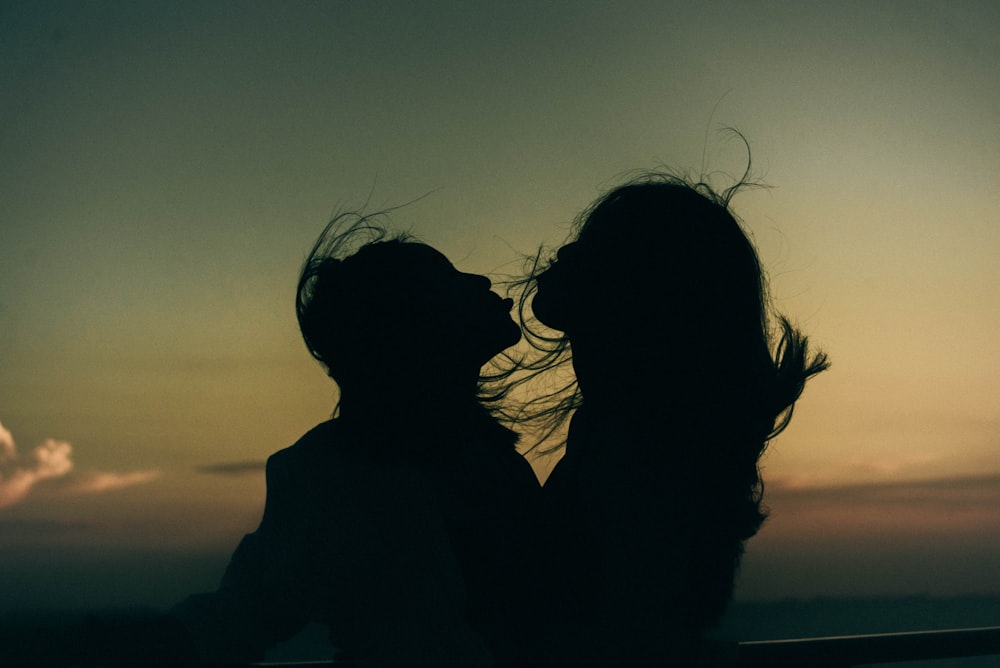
170,216,540,667
12,215,542,668
0,216,540,668
518,173,829,667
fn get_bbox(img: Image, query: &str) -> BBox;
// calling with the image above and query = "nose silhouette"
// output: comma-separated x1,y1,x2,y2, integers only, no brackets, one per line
463,272,492,291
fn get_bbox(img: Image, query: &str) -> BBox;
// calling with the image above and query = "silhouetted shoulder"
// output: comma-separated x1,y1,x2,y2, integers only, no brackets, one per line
267,419,340,466
296,418,342,445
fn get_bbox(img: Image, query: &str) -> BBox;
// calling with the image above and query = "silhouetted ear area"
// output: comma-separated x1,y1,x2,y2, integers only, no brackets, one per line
297,243,422,388
296,256,345,375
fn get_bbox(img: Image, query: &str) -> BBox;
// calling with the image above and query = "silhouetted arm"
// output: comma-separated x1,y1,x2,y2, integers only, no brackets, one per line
172,449,310,665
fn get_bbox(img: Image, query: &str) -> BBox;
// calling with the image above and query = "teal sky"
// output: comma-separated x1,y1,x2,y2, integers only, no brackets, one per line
2,0,999,609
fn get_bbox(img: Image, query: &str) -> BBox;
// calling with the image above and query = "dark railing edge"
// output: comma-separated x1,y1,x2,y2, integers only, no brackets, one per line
737,625,1000,667
253,662,336,667
248,626,1000,668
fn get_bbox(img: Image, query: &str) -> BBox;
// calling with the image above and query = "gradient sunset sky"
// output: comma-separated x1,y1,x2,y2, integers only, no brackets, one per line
2,1,999,611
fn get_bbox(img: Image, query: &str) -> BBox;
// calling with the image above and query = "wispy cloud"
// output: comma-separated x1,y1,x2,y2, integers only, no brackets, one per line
197,460,266,476
0,422,73,509
768,472,1000,500
68,470,160,494
765,451,952,491
761,472,1000,540
0,420,159,509
844,452,943,476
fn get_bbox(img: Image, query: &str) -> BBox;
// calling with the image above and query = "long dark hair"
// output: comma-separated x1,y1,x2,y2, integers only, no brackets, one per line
506,171,828,434
502,168,829,625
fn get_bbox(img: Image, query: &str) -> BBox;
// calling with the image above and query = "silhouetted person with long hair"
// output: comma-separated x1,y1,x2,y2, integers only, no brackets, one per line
515,171,829,667
13,214,541,668
171,214,541,667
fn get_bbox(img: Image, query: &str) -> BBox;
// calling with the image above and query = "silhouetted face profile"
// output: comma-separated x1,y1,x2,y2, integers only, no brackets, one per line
391,243,522,369
300,238,521,405
531,240,589,334
531,182,769,404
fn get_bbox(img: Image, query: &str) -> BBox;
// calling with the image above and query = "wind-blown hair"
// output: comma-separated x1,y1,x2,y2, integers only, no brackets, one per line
510,170,827,440
296,211,513,416
296,212,409,396
507,168,829,626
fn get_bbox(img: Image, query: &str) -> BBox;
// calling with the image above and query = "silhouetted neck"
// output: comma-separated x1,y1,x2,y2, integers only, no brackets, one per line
335,396,512,457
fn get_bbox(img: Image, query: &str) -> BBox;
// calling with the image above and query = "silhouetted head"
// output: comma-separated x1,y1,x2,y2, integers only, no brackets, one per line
297,214,521,417
532,177,772,409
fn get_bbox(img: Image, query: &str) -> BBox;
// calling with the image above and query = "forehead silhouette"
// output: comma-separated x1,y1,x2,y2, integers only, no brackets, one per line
335,241,473,313
581,185,729,246
348,241,450,281
576,183,757,281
